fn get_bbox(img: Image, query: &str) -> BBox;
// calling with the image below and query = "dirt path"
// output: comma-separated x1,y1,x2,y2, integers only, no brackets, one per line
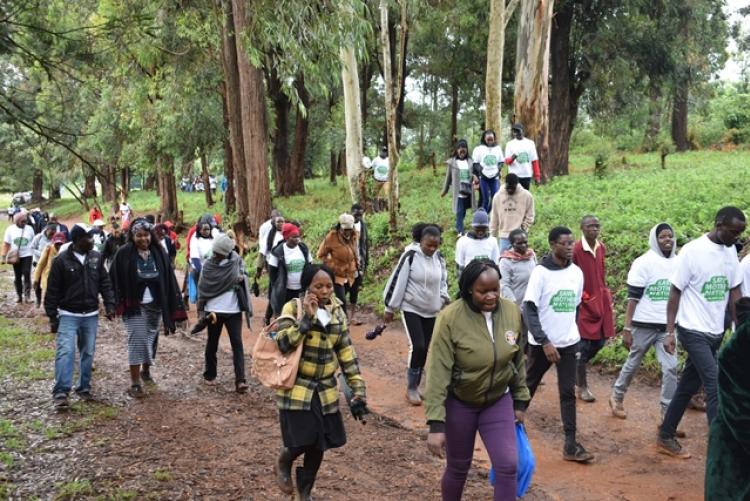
1,261,708,499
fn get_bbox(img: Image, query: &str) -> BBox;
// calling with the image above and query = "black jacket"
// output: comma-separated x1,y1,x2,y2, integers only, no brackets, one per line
268,241,310,315
44,249,115,318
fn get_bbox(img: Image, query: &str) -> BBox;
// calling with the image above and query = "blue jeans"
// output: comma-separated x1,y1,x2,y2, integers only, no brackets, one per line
659,326,722,438
479,176,499,212
455,196,472,234
53,314,99,396
498,238,512,253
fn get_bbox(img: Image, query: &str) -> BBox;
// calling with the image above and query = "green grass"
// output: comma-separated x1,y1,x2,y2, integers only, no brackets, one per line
0,317,55,380
152,468,173,482
55,479,93,500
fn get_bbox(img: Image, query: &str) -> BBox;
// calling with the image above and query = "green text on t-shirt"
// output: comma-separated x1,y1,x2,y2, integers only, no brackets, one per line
549,289,577,313
482,154,498,167
701,275,729,302
287,259,306,274
645,279,670,302
516,152,530,164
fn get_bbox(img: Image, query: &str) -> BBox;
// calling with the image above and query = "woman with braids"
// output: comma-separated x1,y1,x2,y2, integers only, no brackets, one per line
383,223,449,405
273,264,367,500
424,259,530,501
110,218,187,398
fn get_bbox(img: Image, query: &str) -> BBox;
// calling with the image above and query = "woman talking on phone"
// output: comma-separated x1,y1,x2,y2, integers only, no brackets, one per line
273,264,367,500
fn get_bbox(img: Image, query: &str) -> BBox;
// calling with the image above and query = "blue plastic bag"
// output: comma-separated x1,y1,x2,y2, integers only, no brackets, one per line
188,273,197,304
488,423,536,498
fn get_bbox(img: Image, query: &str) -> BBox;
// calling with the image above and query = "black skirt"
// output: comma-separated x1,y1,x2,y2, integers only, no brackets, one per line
279,390,347,451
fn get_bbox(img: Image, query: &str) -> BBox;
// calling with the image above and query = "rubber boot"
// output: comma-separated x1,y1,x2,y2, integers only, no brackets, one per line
405,368,422,406
274,447,294,495
576,362,596,402
295,466,315,501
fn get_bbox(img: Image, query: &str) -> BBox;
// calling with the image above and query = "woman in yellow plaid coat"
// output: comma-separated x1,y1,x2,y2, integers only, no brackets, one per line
273,264,367,500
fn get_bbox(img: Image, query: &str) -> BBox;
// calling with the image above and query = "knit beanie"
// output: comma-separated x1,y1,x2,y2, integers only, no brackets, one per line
212,234,235,256
471,210,489,228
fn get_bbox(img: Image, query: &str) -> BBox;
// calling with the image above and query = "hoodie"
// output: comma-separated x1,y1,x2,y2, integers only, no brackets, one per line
521,254,584,348
626,223,677,329
499,248,537,304
454,231,500,271
383,242,449,318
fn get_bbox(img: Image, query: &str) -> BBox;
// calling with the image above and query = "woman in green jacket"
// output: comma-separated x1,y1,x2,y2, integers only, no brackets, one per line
424,259,530,501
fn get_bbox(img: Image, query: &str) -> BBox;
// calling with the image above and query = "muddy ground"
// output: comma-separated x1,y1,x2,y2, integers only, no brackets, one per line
0,270,708,500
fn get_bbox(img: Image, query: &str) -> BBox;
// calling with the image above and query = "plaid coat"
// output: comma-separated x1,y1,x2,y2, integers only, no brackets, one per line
275,297,366,414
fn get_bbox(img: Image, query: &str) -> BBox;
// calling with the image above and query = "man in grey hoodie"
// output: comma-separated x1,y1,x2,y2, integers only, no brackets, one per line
383,223,450,406
610,223,679,421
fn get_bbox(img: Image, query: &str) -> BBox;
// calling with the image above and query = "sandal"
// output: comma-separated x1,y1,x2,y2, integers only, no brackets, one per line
128,384,145,398
236,381,249,394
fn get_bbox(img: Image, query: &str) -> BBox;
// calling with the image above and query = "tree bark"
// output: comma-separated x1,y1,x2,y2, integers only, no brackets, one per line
514,0,554,182
158,155,179,221
287,76,308,196
330,149,338,185
450,81,459,148
360,59,374,133
340,45,365,204
32,168,44,203
221,91,236,214
82,170,97,198
671,80,689,151
268,66,290,195
143,174,157,191
200,149,214,207
98,163,118,204
120,167,129,201
485,0,507,132
643,81,662,152
233,0,272,236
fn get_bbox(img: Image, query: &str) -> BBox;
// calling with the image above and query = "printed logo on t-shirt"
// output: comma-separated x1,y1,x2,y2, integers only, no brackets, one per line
701,276,729,302
645,279,670,302
13,237,30,247
482,154,498,167
375,165,388,177
287,258,306,274
549,289,577,313
505,330,517,345
459,168,471,183
471,255,489,262
516,152,530,164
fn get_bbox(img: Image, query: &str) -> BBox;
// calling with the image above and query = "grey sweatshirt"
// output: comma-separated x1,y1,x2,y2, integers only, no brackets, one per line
383,242,449,317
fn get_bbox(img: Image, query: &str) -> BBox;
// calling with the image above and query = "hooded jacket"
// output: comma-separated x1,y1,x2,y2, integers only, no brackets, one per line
499,248,537,304
317,229,359,285
383,242,449,318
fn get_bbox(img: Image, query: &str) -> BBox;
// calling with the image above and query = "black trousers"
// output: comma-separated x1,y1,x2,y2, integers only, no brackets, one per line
204,312,245,383
402,311,436,369
12,256,32,299
334,284,347,309
348,275,363,306
518,177,532,191
576,338,606,386
525,342,579,442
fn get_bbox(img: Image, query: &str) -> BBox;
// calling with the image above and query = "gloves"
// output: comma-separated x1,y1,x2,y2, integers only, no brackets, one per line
349,397,370,422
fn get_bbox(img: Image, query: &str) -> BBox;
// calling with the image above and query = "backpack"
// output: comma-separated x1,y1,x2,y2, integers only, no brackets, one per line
251,297,305,390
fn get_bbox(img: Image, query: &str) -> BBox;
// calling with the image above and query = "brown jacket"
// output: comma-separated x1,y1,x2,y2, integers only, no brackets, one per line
317,230,359,285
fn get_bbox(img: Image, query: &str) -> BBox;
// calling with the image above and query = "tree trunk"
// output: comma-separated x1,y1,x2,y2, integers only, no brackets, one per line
143,174,157,191
98,163,118,204
200,149,214,207
120,167,129,201
32,169,44,202
417,122,424,169
485,0,507,132
221,91,236,214
330,149,338,185
671,80,689,151
341,45,365,204
286,76,309,196
360,60,374,133
268,66,290,195
450,81,459,149
82,170,97,198
643,82,662,152
49,180,61,200
337,149,346,176
158,155,178,221
221,0,250,236
233,0,272,236
548,0,582,178
514,0,554,183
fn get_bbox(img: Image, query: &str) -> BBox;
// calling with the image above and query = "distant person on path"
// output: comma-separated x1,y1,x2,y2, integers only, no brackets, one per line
522,226,594,463
30,223,56,304
33,232,66,308
704,297,750,500
349,203,368,324
268,223,312,317
317,214,360,316
441,139,478,234
383,223,449,406
89,219,108,253
454,210,499,275
88,205,103,225
273,264,367,500
372,146,390,212
102,223,126,270
45,225,115,408
110,219,186,398
489,173,535,253
119,201,132,225
2,211,36,303
472,130,503,212
255,211,285,325
610,223,679,420
425,259,530,501
572,215,615,403
197,234,251,393
503,123,540,190
153,224,177,265
189,220,216,303
657,206,745,459
499,228,537,305
48,213,69,242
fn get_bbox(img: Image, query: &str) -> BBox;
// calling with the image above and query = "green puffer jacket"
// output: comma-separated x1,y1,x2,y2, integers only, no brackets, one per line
424,298,530,432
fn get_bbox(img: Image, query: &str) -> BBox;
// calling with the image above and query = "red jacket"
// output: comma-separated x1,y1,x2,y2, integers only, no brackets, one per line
572,239,615,340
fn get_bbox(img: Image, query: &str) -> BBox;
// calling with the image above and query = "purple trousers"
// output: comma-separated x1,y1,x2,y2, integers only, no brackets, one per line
442,392,517,501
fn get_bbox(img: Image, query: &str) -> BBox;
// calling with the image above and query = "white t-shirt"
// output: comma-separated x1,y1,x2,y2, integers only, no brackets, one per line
672,234,741,335
627,250,677,325
3,224,36,258
523,263,584,348
258,219,273,254
189,235,214,264
740,255,750,298
456,159,471,197
206,289,240,313
120,204,131,222
372,156,390,182
504,138,539,179
454,235,500,268
471,144,503,179
267,244,311,290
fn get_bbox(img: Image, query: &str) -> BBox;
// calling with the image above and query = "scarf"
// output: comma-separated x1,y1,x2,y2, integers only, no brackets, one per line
501,248,536,261
197,252,242,300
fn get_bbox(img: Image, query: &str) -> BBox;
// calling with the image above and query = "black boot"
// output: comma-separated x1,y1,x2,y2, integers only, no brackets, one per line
576,361,595,402
275,447,294,495
405,368,422,406
295,466,316,501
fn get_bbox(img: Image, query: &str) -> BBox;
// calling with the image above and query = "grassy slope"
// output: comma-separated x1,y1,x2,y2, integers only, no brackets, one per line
41,150,750,371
